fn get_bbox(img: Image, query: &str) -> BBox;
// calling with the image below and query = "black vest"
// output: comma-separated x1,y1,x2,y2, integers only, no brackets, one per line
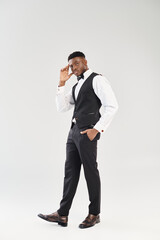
71,72,102,129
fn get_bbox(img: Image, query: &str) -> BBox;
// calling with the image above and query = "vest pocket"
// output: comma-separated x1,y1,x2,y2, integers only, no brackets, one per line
88,112,95,115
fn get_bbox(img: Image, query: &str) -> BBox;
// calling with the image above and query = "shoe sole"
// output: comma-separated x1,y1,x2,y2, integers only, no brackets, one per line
58,222,68,227
38,214,68,227
79,218,100,229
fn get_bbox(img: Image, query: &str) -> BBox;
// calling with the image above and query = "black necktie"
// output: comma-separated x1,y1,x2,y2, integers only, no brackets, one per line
77,73,84,81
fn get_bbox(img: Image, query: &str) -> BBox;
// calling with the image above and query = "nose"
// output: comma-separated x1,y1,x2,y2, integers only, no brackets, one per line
73,66,77,72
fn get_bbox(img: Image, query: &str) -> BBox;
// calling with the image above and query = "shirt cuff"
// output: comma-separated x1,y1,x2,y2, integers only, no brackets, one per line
93,122,105,133
56,86,65,94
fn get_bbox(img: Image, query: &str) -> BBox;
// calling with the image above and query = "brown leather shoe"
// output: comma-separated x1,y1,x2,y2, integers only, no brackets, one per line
37,211,68,227
79,214,100,229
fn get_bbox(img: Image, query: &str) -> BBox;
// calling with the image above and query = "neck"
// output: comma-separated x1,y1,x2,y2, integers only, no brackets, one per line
83,67,89,73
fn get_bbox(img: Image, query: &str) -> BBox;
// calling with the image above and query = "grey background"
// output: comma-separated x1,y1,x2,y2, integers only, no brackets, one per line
0,0,160,239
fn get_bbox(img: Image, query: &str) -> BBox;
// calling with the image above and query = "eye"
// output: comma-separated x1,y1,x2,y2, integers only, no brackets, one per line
76,62,79,65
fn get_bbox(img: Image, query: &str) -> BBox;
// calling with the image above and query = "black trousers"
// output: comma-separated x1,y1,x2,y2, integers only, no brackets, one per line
57,123,101,216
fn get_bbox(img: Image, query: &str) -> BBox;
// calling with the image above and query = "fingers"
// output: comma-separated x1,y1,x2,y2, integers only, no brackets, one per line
60,65,69,72
68,73,73,78
80,130,88,134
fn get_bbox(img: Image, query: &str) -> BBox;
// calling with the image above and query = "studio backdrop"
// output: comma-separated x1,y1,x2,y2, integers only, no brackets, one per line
0,0,160,240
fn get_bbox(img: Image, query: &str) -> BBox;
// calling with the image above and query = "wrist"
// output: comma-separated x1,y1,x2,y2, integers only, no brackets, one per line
93,128,99,133
59,81,65,87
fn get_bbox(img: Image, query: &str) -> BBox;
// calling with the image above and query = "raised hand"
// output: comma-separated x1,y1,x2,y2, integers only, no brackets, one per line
59,65,73,87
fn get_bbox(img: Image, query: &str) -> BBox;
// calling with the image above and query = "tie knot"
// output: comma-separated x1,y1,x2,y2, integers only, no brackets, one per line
77,73,84,81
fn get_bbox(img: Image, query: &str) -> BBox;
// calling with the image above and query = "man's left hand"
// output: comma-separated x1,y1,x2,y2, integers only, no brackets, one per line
80,128,99,141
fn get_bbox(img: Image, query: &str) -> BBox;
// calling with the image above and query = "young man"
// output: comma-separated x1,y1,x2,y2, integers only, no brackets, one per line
38,51,118,228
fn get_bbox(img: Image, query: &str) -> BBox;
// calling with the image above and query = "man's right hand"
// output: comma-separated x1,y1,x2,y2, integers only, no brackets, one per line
59,65,73,87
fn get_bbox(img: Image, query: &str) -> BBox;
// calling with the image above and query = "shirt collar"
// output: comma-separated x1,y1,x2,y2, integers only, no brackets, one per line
83,68,93,80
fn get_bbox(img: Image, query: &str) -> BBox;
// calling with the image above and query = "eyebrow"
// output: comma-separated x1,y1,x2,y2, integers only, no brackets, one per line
74,60,79,63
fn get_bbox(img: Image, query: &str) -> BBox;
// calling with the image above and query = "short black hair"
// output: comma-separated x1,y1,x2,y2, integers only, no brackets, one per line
68,51,85,61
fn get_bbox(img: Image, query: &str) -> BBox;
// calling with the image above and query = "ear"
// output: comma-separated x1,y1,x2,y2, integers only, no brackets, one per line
84,58,88,66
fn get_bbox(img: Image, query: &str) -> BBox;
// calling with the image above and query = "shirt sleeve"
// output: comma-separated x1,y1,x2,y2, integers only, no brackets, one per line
92,75,119,133
55,86,75,112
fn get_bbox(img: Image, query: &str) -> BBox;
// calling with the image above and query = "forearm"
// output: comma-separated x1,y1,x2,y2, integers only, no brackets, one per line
56,86,74,112
94,104,119,133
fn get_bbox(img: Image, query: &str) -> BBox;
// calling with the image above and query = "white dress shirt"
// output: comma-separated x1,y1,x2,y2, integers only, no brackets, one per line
56,69,118,133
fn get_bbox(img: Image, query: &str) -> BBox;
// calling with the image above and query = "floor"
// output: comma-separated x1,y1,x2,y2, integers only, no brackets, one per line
1,163,160,240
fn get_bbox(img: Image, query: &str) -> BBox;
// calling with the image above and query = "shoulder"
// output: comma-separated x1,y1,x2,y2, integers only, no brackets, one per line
93,72,111,86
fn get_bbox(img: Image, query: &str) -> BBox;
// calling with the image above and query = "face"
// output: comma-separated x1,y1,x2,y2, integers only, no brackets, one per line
68,57,88,76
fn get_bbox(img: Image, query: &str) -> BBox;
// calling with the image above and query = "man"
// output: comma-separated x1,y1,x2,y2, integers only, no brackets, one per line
38,51,118,228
